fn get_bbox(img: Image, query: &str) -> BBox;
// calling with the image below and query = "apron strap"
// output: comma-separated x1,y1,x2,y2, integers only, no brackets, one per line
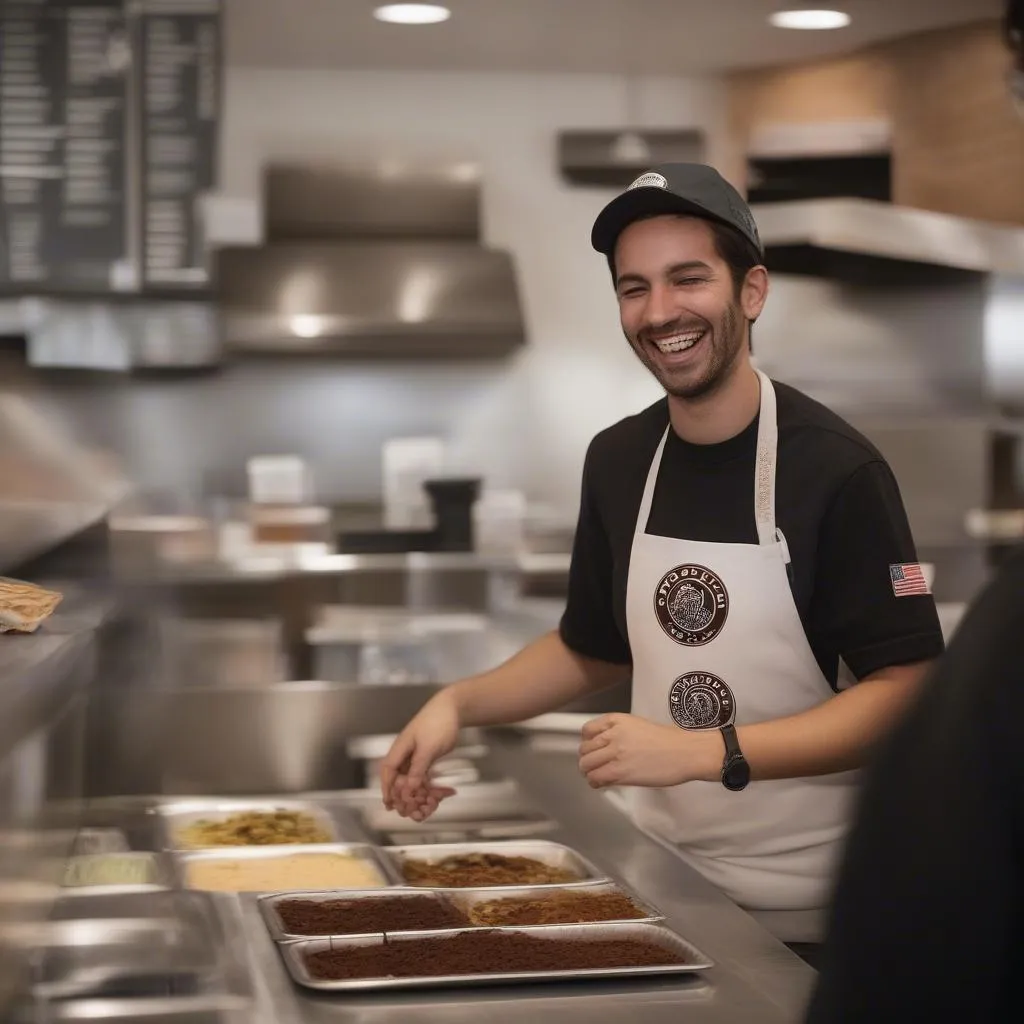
634,371,780,548
633,428,670,542
753,370,778,546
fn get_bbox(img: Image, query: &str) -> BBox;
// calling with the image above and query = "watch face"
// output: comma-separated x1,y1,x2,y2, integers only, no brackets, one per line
723,757,750,792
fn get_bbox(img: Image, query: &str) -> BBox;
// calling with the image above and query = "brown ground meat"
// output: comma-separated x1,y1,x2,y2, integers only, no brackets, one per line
304,929,687,979
467,889,647,926
277,895,468,935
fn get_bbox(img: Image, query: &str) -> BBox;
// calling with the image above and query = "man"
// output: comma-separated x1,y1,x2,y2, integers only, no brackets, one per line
805,545,1024,1020
380,164,944,947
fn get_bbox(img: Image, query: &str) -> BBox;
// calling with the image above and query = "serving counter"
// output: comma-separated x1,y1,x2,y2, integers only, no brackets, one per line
241,741,814,1024
0,581,815,1024
23,730,815,1024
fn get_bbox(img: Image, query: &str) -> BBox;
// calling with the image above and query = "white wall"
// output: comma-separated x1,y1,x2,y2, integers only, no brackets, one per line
204,68,727,509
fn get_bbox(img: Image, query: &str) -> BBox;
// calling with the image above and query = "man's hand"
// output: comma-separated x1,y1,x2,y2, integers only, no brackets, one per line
379,691,461,820
578,713,722,789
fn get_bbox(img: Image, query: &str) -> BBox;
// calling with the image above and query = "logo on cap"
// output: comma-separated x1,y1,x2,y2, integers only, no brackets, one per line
628,172,668,191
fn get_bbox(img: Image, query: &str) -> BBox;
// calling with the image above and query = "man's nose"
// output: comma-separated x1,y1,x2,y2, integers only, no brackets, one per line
642,284,676,331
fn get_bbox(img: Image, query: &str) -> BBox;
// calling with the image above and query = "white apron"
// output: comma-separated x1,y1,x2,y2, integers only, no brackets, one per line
624,371,859,939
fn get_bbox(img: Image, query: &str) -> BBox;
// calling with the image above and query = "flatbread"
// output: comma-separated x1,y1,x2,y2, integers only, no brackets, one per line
0,578,63,633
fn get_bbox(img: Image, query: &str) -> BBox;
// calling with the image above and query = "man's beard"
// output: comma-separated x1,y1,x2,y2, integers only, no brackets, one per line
627,301,745,401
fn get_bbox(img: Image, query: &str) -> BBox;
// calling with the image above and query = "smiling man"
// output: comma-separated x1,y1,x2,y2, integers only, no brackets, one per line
380,164,944,954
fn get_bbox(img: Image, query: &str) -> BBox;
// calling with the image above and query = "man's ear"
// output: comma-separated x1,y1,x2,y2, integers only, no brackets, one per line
742,266,769,323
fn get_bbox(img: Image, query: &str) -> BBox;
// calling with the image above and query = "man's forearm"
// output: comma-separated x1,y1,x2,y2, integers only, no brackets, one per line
684,662,932,783
736,663,930,781
448,631,630,729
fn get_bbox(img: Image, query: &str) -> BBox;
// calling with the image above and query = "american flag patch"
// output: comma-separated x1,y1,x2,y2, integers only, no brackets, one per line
890,563,931,597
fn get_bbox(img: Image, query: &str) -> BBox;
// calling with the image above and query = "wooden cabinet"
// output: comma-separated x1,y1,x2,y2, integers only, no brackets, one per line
727,21,1024,224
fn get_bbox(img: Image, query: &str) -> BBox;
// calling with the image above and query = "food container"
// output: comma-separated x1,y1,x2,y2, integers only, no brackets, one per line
259,881,663,940
176,843,398,893
60,852,171,895
157,799,349,850
70,829,131,856
447,882,664,928
278,921,713,991
360,779,555,845
258,887,469,941
381,840,608,889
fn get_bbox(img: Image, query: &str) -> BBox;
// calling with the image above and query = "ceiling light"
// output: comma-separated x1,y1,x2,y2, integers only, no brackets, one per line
769,8,851,30
374,4,451,25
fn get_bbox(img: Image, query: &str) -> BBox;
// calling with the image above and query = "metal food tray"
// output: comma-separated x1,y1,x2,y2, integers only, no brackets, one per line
59,852,173,897
258,886,465,941
279,921,714,991
70,828,131,856
156,798,351,851
381,840,609,889
448,881,665,928
174,843,401,892
259,881,664,941
360,779,547,836
377,820,558,846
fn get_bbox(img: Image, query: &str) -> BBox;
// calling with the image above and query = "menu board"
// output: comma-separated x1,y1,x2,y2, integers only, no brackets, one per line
139,1,220,288
0,0,131,291
0,0,221,296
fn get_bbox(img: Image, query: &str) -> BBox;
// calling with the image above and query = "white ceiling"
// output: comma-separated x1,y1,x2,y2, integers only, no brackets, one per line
225,0,1005,74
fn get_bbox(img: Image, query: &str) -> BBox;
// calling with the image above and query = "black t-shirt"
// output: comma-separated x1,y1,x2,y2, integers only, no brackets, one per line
559,379,944,686
805,546,1024,1023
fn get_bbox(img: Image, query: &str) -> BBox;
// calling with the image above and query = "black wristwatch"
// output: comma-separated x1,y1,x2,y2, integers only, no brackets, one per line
720,724,750,792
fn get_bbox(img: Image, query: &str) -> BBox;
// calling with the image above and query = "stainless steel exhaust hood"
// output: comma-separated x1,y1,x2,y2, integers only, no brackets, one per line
753,198,1024,282
216,164,527,358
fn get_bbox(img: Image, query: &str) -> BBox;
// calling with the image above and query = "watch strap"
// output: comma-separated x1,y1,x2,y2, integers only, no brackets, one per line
721,723,742,760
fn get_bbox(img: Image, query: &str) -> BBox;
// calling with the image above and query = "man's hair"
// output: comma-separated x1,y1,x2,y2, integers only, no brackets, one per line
606,214,764,349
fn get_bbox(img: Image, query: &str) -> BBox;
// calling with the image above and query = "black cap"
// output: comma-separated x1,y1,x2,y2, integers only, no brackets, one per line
590,163,763,259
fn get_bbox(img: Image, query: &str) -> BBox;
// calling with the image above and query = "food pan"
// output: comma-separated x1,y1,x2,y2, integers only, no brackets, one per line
279,921,713,991
175,843,398,892
258,886,467,941
382,840,608,889
156,799,351,851
377,819,558,847
446,881,664,928
60,852,172,896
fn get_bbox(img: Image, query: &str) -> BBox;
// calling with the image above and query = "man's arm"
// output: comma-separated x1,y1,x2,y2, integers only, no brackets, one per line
732,660,931,780
382,435,633,817
382,632,627,816
578,660,932,789
451,630,630,727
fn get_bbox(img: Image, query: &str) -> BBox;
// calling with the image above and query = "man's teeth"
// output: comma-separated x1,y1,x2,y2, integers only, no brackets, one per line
654,331,704,354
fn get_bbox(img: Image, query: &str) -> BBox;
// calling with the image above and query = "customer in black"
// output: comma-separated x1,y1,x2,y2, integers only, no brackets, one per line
805,545,1024,1021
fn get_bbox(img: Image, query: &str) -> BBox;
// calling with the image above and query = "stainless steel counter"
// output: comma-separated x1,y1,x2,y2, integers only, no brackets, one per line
88,734,814,1024
0,594,104,1012
228,744,814,1023
1,585,813,1023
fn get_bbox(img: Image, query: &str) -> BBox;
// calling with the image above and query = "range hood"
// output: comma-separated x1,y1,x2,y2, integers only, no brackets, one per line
216,164,527,358
557,130,705,188
753,198,1024,283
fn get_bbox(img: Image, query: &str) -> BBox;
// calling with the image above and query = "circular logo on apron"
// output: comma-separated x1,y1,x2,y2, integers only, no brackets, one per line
653,564,729,646
668,672,736,730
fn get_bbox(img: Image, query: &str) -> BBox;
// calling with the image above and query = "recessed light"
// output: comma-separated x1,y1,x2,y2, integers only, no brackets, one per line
374,4,451,25
769,8,851,30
